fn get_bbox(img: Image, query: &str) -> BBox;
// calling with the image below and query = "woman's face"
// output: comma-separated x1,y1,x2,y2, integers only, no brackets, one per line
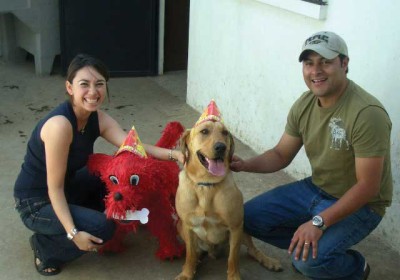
66,66,107,113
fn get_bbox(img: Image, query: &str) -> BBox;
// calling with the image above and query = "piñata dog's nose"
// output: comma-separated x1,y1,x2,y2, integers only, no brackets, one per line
114,192,123,201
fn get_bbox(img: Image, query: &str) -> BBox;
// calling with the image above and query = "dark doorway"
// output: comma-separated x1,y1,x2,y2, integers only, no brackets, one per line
163,0,190,72
60,0,159,77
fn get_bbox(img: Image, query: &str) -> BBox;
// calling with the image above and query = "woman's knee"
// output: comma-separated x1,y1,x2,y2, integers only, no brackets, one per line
97,218,116,241
71,207,116,240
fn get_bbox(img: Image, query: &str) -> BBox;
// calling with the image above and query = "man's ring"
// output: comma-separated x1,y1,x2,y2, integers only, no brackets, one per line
304,242,310,245
91,248,98,252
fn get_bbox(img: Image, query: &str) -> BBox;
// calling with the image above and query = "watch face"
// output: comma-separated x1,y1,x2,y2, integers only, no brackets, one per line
312,215,323,226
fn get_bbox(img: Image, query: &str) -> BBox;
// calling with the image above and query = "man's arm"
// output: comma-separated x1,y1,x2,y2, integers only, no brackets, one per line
319,156,383,228
231,132,303,173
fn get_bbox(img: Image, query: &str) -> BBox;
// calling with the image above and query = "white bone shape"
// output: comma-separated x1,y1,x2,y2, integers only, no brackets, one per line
112,208,150,224
124,208,150,224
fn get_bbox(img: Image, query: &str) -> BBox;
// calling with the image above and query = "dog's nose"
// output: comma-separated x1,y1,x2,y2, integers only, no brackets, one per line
114,192,123,201
214,142,227,155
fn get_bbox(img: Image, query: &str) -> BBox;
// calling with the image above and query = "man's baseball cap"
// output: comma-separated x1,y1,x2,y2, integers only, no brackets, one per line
299,31,348,62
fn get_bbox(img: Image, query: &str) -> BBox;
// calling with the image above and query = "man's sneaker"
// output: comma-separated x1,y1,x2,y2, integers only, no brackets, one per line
363,262,370,280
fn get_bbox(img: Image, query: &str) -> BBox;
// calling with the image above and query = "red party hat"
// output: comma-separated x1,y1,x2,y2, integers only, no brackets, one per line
194,99,223,127
115,126,147,158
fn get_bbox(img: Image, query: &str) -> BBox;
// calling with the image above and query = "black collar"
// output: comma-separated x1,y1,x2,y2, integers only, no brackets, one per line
197,182,214,187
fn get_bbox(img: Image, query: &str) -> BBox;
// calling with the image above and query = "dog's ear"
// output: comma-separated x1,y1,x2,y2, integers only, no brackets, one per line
228,133,235,163
180,129,191,164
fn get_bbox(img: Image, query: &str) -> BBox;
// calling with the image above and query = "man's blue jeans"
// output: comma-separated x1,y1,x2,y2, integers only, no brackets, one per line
15,167,115,268
244,177,382,280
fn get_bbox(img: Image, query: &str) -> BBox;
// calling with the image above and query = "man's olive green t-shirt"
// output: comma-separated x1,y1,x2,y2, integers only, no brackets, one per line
285,80,392,216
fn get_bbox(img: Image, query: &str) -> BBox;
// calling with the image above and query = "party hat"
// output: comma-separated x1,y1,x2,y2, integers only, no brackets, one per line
115,126,147,158
194,99,223,127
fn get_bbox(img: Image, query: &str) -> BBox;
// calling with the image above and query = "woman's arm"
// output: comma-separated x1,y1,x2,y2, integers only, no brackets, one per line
98,110,127,147
41,116,75,233
98,110,184,163
143,143,184,163
41,116,103,251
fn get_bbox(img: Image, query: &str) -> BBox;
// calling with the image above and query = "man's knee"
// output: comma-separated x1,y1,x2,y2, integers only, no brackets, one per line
243,200,264,234
292,253,347,279
292,257,328,277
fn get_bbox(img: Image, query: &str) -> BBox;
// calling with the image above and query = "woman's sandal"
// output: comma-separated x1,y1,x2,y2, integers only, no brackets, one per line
29,236,61,276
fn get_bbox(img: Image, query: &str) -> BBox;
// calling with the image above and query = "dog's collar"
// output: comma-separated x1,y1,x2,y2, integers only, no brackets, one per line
197,182,214,187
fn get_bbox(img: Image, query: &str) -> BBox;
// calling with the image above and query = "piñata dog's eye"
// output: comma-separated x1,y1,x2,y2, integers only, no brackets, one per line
130,175,140,186
109,175,119,185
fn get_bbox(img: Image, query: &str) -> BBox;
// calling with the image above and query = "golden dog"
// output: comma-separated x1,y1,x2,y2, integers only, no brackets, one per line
175,119,282,280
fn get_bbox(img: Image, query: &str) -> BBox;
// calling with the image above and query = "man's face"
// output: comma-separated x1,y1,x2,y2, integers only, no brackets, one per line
302,51,349,104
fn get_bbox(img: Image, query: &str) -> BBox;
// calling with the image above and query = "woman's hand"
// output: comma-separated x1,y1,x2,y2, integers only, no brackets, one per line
171,149,184,164
72,231,104,252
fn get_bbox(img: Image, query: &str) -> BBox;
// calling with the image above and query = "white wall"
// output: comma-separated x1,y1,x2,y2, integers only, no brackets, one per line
187,0,400,252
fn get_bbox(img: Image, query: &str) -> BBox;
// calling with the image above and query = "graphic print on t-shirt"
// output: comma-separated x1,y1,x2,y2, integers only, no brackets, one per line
329,117,350,150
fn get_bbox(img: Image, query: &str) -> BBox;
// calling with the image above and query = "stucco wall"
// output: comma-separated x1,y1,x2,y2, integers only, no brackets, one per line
187,0,400,252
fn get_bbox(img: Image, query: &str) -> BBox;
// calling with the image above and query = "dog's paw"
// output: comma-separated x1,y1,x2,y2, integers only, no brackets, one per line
265,257,283,272
175,273,193,280
227,272,241,280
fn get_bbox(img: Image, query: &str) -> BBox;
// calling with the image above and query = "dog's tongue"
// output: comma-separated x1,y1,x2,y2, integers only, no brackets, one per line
207,159,226,176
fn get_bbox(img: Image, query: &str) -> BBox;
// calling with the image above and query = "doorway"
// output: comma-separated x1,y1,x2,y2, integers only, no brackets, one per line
163,0,190,72
60,0,159,77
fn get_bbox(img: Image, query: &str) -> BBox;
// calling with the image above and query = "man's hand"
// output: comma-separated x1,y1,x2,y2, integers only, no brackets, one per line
288,221,323,261
230,155,244,172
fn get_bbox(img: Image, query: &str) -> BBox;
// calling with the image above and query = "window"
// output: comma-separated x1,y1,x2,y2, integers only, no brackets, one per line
255,0,328,20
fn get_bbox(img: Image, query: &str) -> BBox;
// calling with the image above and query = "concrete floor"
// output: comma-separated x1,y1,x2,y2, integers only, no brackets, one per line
0,59,399,280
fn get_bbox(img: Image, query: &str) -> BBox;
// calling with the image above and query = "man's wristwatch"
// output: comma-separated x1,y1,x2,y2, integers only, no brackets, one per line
67,227,79,240
312,215,327,231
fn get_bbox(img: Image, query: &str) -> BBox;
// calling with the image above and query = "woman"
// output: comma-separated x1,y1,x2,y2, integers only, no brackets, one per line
13,54,183,276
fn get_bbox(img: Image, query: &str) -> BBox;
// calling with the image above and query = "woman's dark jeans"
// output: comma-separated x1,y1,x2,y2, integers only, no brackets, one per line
15,167,115,268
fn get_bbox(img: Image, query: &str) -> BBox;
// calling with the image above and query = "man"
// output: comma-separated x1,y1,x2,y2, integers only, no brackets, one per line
231,31,392,279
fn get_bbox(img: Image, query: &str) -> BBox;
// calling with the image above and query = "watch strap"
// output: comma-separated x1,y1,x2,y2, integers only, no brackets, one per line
318,223,327,231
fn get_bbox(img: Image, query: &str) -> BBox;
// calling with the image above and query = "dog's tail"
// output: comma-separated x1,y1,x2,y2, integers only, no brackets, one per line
155,121,185,149
243,234,283,272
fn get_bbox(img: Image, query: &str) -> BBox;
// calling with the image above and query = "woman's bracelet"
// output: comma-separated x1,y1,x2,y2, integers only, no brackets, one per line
168,149,177,161
67,227,79,240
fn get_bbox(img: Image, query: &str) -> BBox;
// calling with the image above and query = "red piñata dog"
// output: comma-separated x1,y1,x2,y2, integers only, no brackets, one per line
87,121,185,260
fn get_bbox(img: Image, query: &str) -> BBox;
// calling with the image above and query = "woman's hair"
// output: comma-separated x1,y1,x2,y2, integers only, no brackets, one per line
66,53,110,99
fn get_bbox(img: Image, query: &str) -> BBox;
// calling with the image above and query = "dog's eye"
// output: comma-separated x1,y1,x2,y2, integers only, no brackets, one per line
109,175,119,185
222,130,229,136
130,175,140,186
200,129,209,135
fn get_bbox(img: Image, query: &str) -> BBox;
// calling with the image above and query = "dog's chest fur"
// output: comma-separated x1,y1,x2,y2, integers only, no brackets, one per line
176,171,243,245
